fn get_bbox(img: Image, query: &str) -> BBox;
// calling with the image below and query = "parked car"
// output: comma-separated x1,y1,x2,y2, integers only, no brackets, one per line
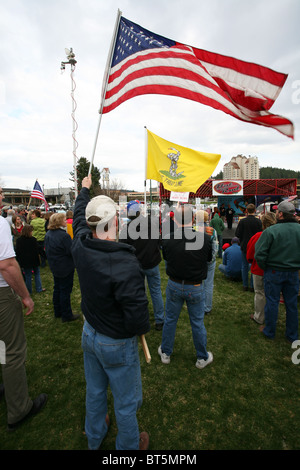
256,202,278,216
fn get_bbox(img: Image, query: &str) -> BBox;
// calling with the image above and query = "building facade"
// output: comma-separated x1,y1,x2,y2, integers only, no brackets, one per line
223,154,260,180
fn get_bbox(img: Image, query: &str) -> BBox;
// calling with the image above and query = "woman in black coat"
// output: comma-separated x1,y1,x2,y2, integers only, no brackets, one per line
44,213,79,323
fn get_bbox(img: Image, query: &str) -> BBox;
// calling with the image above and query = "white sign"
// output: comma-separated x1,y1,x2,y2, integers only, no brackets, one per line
170,191,190,203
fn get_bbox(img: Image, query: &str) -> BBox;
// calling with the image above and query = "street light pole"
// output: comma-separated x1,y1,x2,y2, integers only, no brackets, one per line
61,48,78,199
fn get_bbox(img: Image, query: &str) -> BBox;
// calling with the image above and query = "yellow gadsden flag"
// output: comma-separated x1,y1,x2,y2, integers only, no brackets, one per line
146,130,221,193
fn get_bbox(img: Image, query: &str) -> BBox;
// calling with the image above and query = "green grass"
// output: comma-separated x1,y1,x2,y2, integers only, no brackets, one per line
1,259,300,450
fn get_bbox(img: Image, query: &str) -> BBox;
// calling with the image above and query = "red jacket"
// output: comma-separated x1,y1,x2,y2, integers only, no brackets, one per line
246,231,263,276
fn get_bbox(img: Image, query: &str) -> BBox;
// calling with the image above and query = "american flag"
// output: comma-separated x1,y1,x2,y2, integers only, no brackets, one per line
31,180,49,211
101,15,294,139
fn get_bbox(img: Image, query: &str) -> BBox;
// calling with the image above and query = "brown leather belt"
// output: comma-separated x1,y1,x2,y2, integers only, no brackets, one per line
169,277,201,286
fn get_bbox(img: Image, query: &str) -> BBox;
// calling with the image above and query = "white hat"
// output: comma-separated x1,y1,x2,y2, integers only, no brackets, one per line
85,195,118,226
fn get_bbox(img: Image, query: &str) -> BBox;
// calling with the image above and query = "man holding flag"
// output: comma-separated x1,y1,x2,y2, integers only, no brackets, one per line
71,175,150,451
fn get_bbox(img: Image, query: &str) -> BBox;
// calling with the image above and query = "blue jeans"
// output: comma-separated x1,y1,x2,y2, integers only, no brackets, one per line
203,261,216,313
218,264,242,280
82,321,142,450
142,265,164,324
52,271,74,320
23,267,43,294
263,269,299,342
241,251,253,288
161,280,208,360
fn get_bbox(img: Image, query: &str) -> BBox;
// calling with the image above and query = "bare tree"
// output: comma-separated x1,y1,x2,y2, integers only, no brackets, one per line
99,178,125,201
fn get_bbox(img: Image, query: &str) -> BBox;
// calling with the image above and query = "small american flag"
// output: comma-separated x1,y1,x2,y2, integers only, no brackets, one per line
101,15,293,139
31,180,49,211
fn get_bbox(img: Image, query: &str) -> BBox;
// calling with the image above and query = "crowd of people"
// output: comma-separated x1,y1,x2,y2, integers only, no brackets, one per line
1,183,300,450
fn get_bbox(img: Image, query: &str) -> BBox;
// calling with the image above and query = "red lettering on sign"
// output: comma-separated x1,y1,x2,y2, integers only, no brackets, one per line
214,181,242,194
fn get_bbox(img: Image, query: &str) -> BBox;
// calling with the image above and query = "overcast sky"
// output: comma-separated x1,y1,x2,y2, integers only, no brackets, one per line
1,0,299,192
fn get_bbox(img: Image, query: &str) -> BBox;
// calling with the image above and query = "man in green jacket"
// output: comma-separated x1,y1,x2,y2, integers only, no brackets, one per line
255,200,300,343
210,212,224,258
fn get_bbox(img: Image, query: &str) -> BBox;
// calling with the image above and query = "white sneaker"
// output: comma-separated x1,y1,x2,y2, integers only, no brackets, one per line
195,351,213,369
158,345,170,364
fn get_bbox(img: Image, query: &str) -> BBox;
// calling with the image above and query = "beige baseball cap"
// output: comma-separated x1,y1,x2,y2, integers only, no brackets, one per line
85,195,118,226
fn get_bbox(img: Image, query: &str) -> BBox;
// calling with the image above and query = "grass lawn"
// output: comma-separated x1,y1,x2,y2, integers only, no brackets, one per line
1,259,300,450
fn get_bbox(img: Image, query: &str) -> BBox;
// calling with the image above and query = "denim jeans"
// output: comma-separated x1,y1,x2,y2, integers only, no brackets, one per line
218,264,242,280
23,267,43,294
263,269,299,342
241,251,253,288
161,280,208,360
203,261,216,313
142,265,164,324
82,321,142,450
52,271,74,320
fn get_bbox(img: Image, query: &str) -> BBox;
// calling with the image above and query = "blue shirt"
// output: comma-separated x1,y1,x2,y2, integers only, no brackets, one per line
223,244,242,275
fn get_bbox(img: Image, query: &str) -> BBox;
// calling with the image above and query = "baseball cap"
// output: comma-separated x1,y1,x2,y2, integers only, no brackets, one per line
222,243,230,250
85,195,118,226
127,200,140,216
277,200,295,215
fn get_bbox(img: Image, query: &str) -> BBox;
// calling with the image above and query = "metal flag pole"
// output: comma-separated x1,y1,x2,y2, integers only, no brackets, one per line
88,9,122,176
144,126,148,216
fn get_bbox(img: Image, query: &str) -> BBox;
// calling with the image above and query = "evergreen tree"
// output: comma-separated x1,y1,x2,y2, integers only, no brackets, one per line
70,157,101,198
260,167,300,180
213,170,223,179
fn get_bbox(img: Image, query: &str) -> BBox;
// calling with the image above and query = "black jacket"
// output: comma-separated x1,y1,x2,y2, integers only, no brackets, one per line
71,188,150,339
162,227,212,284
119,215,161,270
45,228,74,278
16,236,40,268
235,215,262,253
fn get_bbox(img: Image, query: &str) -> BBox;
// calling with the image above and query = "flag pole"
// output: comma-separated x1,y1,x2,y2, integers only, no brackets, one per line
140,335,151,363
88,9,122,176
159,183,162,237
143,126,148,216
